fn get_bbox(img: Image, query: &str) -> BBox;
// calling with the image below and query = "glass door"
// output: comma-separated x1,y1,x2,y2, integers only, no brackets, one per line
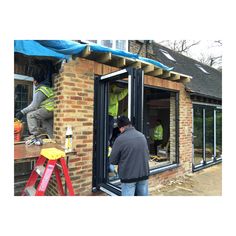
205,108,214,163
193,106,204,166
216,109,222,159
93,68,143,195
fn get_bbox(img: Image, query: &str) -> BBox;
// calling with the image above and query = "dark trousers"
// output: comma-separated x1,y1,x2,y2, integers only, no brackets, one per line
154,140,163,155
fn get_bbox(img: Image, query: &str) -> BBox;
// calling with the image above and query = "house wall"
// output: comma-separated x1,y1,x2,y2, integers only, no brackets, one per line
50,57,193,196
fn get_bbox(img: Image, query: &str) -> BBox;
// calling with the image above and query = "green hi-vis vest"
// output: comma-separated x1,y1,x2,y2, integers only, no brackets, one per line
108,88,128,117
153,124,163,141
36,85,54,111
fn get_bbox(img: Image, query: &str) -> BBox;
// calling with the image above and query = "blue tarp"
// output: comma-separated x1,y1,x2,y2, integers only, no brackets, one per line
14,40,69,60
15,40,173,71
36,40,86,55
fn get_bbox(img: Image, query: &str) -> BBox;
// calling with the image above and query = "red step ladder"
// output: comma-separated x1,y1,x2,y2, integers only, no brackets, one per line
22,148,75,196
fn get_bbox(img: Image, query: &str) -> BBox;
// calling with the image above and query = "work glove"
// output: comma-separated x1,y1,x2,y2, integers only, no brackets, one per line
15,111,24,120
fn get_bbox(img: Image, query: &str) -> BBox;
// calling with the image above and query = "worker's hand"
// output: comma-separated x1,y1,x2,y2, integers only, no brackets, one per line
15,111,24,120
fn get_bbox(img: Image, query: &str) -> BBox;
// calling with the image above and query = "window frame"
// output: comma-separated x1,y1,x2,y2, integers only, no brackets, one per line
85,40,129,51
192,103,222,171
93,67,143,195
14,74,34,114
143,84,180,175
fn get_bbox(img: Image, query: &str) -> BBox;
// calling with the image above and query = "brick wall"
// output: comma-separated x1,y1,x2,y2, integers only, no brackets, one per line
129,40,154,58
15,55,193,196
52,59,193,196
144,75,193,193
52,58,95,196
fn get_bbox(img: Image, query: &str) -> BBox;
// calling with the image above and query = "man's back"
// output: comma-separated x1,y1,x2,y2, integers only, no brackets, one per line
110,126,150,183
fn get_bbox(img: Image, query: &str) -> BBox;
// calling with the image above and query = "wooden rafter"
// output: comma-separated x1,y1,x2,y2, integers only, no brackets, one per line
80,45,91,57
97,52,112,63
147,68,163,76
161,71,171,79
143,64,155,73
113,57,126,67
77,47,191,83
169,73,180,80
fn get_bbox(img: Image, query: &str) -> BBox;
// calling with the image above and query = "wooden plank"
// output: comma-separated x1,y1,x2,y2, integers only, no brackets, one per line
97,52,112,63
143,64,155,74
112,57,126,68
169,73,180,80
80,45,91,58
180,76,191,83
147,68,163,76
14,143,64,160
161,71,171,78
130,61,141,68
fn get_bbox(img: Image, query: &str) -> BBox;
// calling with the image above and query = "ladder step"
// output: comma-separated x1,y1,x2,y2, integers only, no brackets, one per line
35,165,45,177
25,186,36,196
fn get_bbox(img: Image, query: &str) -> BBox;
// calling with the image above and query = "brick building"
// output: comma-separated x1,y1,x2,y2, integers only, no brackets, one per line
14,40,222,196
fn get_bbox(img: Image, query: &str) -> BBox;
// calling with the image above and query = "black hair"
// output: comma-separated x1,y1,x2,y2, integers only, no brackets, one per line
32,65,46,83
117,116,132,128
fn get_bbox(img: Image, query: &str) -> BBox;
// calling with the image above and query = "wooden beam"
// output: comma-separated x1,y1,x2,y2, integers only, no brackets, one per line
97,52,112,63
169,73,180,80
143,64,155,74
80,45,91,58
130,61,141,68
161,71,171,78
180,76,191,84
112,57,126,68
147,68,163,76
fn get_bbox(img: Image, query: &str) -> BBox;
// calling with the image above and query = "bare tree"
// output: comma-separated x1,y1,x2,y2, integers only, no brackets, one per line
157,40,222,70
157,40,200,55
198,53,222,67
198,41,222,70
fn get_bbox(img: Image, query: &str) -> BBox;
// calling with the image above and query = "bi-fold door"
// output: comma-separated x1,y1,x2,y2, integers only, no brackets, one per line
93,67,143,195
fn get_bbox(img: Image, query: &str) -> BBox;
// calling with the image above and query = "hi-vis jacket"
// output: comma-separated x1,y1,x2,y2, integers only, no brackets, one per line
109,88,128,117
153,124,163,141
35,85,54,111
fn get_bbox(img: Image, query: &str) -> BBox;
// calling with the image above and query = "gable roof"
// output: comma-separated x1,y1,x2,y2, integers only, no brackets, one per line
151,42,222,100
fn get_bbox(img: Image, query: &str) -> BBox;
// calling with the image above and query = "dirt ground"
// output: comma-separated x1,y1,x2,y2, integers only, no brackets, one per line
154,163,222,196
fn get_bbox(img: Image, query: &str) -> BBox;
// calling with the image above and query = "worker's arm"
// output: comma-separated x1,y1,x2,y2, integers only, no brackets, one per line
117,88,128,101
109,139,121,165
21,91,47,115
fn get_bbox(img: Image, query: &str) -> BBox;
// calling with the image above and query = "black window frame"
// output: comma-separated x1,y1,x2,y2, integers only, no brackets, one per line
143,84,180,175
192,103,222,171
92,67,143,195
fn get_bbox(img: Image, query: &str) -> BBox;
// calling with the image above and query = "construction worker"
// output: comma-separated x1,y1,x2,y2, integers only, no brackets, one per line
15,67,54,138
110,116,150,196
108,84,128,146
153,119,163,155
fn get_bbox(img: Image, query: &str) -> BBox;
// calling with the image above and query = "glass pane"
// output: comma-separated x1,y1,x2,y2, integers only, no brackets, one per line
116,40,126,51
193,107,204,165
107,79,128,185
216,109,222,158
205,108,214,162
143,87,176,169
87,40,97,43
14,84,29,113
101,40,113,48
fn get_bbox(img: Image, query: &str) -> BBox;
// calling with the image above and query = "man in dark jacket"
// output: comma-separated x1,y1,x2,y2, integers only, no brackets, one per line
110,116,150,196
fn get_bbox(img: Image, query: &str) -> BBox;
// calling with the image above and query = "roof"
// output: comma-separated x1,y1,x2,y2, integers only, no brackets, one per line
151,42,222,100
14,40,191,82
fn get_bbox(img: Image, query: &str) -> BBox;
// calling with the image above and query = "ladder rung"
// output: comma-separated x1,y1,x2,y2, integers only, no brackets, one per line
25,186,36,196
35,165,45,177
